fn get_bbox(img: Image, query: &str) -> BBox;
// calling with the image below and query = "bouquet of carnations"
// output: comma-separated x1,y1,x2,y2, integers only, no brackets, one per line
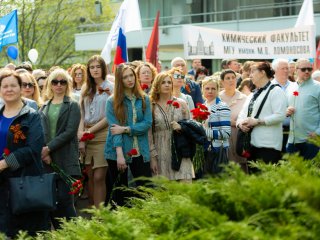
190,103,210,172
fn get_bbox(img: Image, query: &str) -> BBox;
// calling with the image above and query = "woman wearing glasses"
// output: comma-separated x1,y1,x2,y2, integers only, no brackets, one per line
39,68,81,229
135,62,158,93
19,72,43,108
169,67,195,110
70,64,87,102
78,55,113,208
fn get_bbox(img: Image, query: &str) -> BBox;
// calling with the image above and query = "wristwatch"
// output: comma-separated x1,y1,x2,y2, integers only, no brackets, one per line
124,127,129,134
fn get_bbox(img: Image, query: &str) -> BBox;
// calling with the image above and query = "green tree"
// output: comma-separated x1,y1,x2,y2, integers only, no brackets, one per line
0,0,114,68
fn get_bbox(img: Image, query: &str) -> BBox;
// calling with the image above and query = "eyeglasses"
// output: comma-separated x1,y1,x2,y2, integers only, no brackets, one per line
52,79,68,86
298,67,313,72
75,73,83,77
173,74,185,79
22,82,35,88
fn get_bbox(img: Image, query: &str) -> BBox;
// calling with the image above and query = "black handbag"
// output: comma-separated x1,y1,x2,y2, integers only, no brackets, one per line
9,170,57,215
236,84,278,157
204,131,229,175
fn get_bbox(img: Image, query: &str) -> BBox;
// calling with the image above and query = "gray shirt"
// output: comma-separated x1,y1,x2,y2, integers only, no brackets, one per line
83,80,114,125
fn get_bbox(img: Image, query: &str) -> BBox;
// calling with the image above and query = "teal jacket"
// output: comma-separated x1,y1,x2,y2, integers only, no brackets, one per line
104,95,152,163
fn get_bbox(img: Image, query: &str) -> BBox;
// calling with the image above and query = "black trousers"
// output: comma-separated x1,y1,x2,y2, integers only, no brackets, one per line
248,146,281,174
106,156,151,207
50,178,77,229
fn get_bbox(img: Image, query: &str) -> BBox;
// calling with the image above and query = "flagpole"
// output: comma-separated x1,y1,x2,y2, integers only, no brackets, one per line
140,29,146,61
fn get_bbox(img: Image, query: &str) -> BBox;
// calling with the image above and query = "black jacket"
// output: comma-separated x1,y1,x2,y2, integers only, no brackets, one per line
171,119,206,171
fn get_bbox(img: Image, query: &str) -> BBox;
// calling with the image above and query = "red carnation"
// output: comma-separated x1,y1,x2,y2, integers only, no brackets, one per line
127,148,138,157
141,84,149,90
3,148,10,156
241,150,251,158
293,91,299,96
172,101,180,108
80,133,95,142
167,100,173,105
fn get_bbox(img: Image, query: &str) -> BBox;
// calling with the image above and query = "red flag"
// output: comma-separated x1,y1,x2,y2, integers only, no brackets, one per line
314,40,320,70
146,11,160,72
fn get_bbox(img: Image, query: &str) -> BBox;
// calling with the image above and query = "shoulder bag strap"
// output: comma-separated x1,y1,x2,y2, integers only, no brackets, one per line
254,84,279,119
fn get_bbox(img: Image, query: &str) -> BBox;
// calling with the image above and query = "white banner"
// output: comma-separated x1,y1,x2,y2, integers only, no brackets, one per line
183,25,315,59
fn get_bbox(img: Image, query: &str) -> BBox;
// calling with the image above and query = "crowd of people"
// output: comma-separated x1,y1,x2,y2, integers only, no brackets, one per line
0,55,319,237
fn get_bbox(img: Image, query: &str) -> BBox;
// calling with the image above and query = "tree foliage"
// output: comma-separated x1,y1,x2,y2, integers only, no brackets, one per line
0,0,114,68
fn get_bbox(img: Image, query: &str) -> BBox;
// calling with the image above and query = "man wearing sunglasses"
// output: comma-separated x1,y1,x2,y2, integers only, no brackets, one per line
286,58,320,160
171,57,203,104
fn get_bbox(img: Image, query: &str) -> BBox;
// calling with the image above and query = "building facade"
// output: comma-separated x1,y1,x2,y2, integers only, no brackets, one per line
75,0,320,72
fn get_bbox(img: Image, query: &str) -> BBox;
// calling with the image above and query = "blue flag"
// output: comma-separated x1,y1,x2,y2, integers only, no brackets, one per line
0,10,18,51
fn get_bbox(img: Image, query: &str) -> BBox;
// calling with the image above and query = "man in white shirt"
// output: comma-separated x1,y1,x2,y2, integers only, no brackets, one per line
271,58,297,152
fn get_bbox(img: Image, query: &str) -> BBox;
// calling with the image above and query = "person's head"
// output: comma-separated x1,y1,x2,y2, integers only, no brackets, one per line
311,70,320,82
250,61,274,88
15,62,33,73
289,60,296,75
220,59,228,70
44,68,72,101
220,69,237,92
195,66,208,81
113,63,145,125
32,69,47,92
82,55,108,99
202,76,220,102
227,59,240,72
238,77,255,95
19,72,41,104
191,59,202,70
272,58,289,82
4,63,16,70
70,63,87,89
171,57,187,74
241,61,254,79
135,62,157,86
168,67,185,89
0,69,22,104
87,55,107,81
150,72,173,102
296,58,313,82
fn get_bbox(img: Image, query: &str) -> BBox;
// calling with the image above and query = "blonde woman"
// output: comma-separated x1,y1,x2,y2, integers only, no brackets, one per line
19,72,43,108
39,68,81,229
202,76,231,175
169,67,195,110
149,72,194,182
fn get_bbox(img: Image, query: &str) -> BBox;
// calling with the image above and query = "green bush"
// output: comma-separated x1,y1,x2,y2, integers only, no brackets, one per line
11,150,320,240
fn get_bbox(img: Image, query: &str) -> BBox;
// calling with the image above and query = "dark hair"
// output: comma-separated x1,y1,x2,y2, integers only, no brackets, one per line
220,69,236,81
195,66,209,80
255,61,274,79
0,69,22,87
15,62,33,72
227,59,238,66
220,59,228,70
83,55,107,100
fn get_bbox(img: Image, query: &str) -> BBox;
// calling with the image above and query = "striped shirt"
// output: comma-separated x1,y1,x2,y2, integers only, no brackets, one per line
204,97,231,148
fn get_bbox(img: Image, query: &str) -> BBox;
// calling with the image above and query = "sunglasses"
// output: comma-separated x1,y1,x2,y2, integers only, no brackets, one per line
22,82,35,88
52,79,68,86
298,67,313,72
173,74,185,79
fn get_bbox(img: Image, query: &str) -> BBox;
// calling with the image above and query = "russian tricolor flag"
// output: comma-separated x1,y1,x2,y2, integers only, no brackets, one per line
114,28,127,65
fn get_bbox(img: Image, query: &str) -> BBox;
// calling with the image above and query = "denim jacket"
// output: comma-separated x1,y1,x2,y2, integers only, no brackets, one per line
104,95,152,163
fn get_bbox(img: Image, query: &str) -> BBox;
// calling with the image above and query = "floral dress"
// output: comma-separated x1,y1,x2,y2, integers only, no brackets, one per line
153,98,195,180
